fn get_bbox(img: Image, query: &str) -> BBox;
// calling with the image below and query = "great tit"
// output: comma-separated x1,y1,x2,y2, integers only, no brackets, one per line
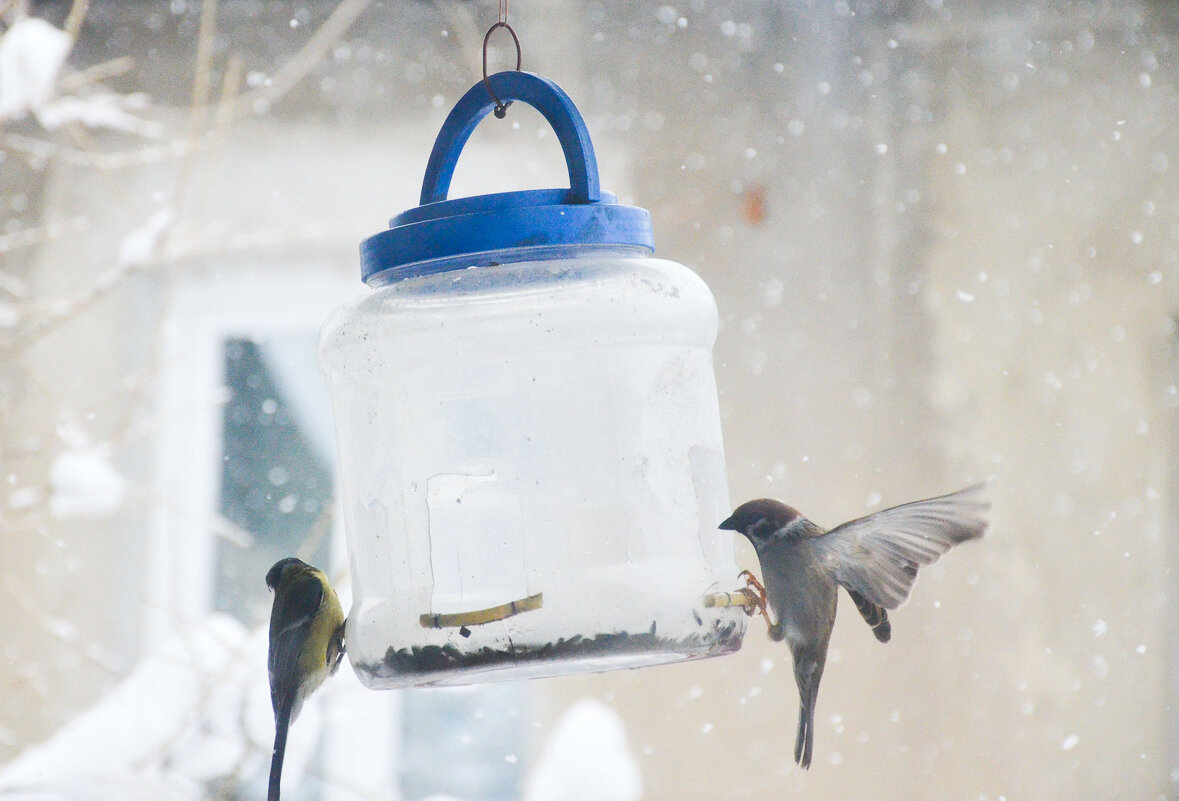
266,557,346,801
720,484,987,768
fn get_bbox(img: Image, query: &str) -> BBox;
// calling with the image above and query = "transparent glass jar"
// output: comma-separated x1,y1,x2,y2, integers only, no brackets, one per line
319,72,746,688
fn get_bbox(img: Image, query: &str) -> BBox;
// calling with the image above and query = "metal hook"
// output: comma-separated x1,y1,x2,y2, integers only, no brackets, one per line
482,20,522,119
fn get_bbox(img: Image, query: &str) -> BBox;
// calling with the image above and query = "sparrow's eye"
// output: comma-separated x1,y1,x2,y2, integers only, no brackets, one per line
749,517,776,541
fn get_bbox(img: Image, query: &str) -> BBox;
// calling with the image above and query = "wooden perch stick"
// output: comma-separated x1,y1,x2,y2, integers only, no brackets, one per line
419,592,544,629
702,589,759,609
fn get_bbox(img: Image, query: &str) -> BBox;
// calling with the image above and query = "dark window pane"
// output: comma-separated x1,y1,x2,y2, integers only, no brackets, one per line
217,336,333,624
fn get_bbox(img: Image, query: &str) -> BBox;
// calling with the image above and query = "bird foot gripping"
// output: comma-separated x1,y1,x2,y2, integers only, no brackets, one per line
737,569,771,623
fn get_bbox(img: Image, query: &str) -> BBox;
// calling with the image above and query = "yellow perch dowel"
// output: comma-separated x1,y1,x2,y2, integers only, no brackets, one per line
419,592,544,629
702,589,758,609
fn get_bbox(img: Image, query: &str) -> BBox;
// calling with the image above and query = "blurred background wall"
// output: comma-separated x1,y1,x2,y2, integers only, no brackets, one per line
1,1,1177,799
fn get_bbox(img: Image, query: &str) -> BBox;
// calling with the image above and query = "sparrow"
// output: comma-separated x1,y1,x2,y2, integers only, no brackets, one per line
266,558,346,801
719,484,988,768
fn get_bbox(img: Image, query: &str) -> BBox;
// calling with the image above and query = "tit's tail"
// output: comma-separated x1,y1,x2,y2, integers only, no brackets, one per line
269,702,293,801
847,588,891,643
793,656,824,769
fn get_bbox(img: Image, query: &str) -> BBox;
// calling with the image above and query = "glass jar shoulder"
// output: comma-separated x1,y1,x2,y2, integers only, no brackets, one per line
371,255,712,309
320,254,719,358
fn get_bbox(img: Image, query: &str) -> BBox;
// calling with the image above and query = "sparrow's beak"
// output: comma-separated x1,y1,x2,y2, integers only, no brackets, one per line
718,515,738,531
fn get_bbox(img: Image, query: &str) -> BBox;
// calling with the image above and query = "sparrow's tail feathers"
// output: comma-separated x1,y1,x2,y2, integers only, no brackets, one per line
269,702,293,801
847,588,891,643
793,658,824,769
794,701,812,768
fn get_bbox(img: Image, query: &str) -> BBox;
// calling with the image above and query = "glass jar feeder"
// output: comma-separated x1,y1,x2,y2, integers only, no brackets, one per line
319,72,747,688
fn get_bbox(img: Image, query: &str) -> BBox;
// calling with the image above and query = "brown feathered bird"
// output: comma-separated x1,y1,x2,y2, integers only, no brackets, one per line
720,484,988,769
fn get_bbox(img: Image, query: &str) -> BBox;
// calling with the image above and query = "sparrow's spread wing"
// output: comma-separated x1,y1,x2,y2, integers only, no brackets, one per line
812,484,988,609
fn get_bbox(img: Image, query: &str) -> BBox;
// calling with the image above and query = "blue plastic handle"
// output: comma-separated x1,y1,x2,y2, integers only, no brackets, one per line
419,72,601,206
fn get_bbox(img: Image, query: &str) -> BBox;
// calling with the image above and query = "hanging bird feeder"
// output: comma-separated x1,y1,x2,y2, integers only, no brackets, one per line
319,70,747,688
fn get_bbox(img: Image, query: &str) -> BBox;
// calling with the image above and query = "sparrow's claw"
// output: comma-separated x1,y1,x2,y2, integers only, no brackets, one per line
738,569,765,595
738,570,771,622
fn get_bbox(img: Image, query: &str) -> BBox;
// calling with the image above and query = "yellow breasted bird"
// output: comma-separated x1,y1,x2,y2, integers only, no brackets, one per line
266,557,345,801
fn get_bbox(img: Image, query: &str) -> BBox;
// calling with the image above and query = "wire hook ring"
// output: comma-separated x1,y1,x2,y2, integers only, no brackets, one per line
482,20,522,119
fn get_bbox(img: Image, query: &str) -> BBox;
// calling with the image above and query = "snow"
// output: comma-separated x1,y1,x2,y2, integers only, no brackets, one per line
524,699,642,801
36,92,165,138
0,301,21,328
0,16,164,137
0,615,273,801
7,485,40,510
0,17,71,123
116,207,175,269
48,444,125,519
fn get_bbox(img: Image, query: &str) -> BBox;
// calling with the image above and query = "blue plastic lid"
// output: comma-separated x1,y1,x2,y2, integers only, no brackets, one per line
361,72,655,285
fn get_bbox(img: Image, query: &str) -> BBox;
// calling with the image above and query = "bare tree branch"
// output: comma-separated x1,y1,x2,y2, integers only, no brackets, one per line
3,131,197,170
57,56,135,93
0,215,90,256
235,0,372,115
62,0,88,42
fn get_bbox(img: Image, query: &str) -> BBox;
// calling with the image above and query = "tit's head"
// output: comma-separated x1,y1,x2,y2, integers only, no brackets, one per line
719,498,803,550
266,557,310,591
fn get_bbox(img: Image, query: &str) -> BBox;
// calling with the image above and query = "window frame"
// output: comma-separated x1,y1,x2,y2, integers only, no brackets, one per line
147,267,404,799
148,266,357,647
